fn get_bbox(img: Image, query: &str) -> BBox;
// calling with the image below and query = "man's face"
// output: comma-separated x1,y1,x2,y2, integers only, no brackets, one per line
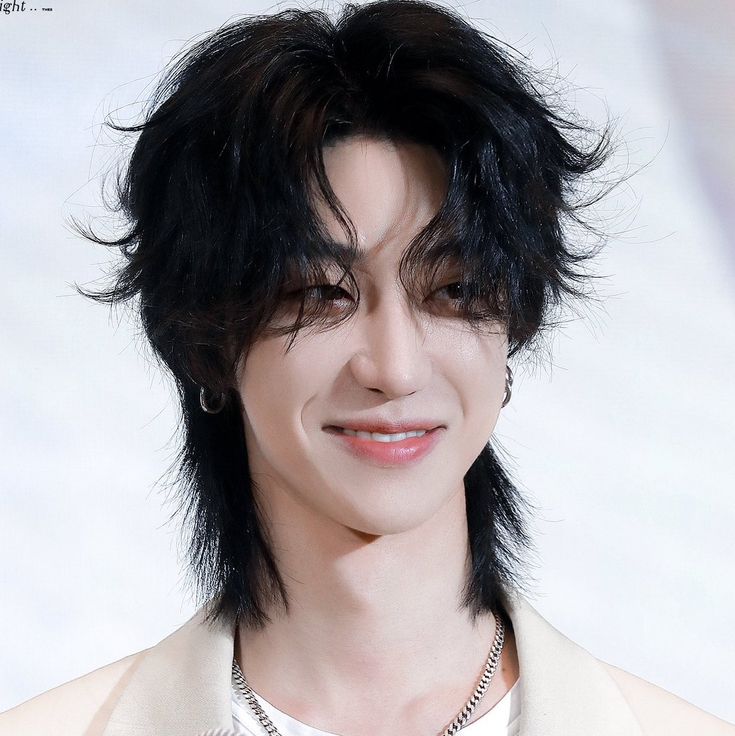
236,136,508,539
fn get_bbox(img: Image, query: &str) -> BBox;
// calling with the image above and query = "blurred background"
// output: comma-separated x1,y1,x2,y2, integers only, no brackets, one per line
1,0,734,722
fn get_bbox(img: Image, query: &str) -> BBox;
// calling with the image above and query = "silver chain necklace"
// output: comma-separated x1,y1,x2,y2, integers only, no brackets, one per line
232,615,505,736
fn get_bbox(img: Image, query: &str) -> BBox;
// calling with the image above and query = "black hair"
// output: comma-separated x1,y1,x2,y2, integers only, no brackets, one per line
72,0,613,630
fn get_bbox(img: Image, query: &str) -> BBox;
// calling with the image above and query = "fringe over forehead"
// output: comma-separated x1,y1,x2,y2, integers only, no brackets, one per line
79,0,611,395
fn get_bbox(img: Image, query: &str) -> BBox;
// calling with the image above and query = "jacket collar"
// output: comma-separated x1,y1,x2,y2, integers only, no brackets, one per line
102,588,642,735
500,587,642,735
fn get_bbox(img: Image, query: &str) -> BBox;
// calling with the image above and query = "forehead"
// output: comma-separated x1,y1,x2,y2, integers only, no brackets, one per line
315,136,449,265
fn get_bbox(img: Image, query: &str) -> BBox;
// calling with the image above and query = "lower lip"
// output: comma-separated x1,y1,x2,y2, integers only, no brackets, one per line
324,427,445,466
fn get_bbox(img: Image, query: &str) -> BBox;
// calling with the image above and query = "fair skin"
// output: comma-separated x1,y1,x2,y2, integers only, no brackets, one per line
234,135,519,736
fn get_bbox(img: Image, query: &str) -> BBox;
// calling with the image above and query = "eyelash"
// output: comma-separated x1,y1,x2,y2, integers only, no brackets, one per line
297,283,467,305
301,284,353,302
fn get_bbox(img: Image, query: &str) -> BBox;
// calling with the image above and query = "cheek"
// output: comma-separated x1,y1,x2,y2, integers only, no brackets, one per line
237,339,321,437
439,327,507,419
443,325,507,379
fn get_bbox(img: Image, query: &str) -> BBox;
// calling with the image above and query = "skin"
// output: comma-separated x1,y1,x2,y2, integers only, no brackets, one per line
234,135,519,736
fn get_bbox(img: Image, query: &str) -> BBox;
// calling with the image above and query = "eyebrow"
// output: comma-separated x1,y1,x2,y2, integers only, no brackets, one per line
282,240,363,286
308,236,462,279
317,237,366,265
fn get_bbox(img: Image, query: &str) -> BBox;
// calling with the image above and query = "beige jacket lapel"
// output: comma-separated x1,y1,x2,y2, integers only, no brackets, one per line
500,587,643,735
102,589,643,735
101,597,234,735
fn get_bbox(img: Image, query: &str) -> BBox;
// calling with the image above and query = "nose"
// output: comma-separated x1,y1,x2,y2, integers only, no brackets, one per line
348,289,432,398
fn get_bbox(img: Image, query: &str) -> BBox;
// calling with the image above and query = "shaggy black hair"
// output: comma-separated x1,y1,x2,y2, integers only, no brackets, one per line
72,0,613,630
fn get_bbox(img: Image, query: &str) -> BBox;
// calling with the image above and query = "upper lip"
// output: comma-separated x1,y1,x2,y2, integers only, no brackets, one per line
324,419,445,433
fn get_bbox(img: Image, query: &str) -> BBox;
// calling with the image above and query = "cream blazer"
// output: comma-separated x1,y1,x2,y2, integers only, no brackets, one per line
1,587,733,736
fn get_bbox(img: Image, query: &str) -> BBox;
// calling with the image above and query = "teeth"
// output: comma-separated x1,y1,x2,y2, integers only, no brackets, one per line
339,428,428,442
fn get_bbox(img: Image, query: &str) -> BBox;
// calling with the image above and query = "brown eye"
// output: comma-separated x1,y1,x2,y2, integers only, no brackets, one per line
432,282,466,304
288,284,352,304
300,284,353,303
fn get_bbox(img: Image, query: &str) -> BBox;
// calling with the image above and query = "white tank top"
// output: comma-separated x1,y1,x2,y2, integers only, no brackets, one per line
232,676,522,735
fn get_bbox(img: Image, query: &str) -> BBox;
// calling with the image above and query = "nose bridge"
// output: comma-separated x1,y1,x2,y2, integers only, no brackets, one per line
351,284,431,395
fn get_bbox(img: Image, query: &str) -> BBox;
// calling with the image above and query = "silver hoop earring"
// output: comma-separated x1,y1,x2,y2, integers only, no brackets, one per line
501,364,513,408
199,386,226,414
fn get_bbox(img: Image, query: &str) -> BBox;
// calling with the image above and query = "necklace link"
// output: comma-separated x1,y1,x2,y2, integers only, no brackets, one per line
232,615,506,736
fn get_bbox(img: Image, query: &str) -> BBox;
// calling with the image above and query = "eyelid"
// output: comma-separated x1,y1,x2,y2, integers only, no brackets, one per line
300,283,354,299
432,280,463,294
297,280,463,295
288,277,469,307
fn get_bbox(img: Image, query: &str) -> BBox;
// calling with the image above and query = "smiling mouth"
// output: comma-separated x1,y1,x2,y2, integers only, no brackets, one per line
327,427,433,442
323,426,442,441
322,424,445,465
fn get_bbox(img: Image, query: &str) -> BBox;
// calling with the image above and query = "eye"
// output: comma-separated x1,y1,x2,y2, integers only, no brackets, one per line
431,282,467,304
297,284,354,303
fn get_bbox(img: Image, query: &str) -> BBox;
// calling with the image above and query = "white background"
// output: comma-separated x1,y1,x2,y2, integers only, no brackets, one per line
1,0,734,723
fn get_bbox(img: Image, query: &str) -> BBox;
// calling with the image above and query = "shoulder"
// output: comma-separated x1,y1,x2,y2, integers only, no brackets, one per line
0,649,147,736
601,661,735,736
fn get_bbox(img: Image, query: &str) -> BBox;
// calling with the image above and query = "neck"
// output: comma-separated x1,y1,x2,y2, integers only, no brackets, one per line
236,481,518,734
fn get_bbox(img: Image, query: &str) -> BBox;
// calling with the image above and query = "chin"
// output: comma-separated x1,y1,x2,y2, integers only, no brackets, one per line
336,501,451,538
